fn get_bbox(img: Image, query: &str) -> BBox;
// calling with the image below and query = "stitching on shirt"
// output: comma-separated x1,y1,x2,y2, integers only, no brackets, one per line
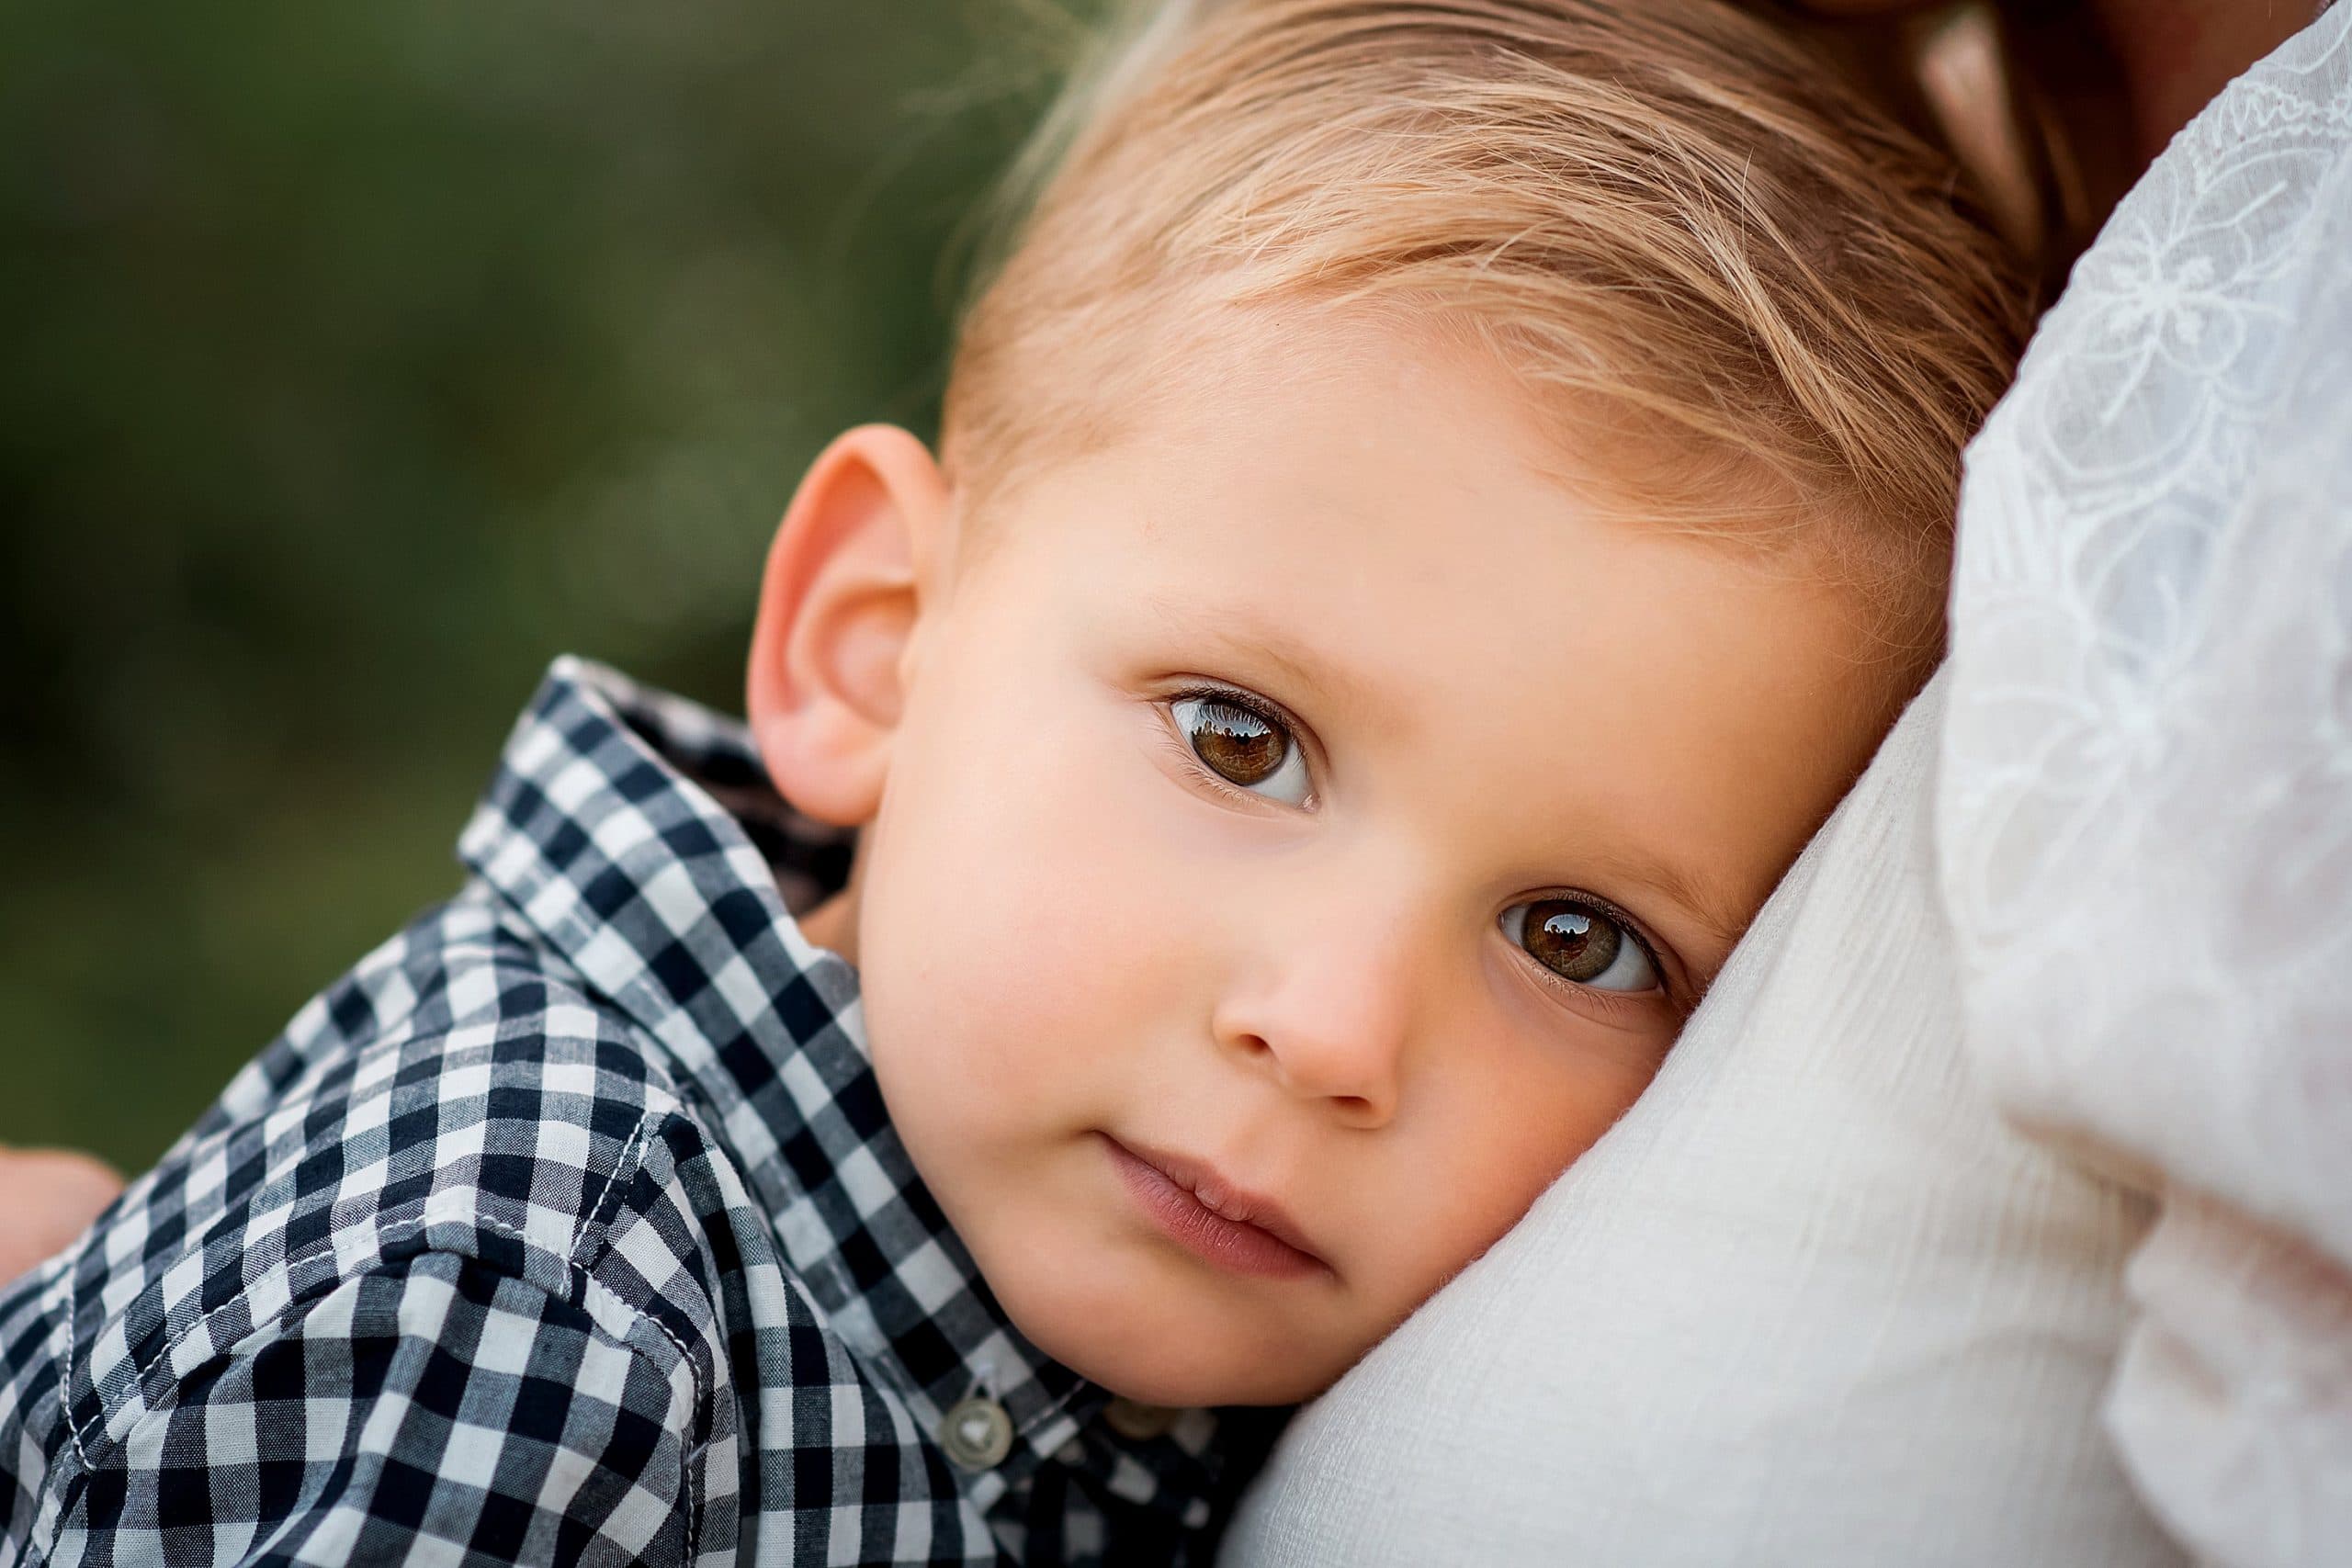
548,1113,711,1565
25,663,1197,1560
644,1316,706,1568
79,1208,710,1557
112,1209,558,1428
571,1111,654,1265
80,1077,710,1550
486,1158,711,1562
57,1273,94,1474
112,1093,677,1404
550,1207,708,1565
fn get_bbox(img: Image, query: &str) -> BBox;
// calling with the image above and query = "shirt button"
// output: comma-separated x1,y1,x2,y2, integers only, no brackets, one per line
1103,1396,1181,1441
940,1395,1014,1471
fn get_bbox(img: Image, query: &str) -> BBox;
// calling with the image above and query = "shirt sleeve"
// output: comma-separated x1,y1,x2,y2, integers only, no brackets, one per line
62,1250,697,1567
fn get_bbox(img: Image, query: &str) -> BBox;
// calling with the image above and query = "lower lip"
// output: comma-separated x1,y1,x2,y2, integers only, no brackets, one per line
1103,1136,1325,1280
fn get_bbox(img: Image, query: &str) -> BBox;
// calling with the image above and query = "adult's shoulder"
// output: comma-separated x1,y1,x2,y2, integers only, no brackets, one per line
1939,8,2352,1563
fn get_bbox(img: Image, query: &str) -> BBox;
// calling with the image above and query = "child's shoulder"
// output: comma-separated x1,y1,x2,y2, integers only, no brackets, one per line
3,886,739,1490
211,883,695,1143
196,883,710,1243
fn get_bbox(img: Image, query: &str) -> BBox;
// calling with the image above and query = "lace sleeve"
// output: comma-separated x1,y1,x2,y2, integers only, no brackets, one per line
1937,12,2352,1565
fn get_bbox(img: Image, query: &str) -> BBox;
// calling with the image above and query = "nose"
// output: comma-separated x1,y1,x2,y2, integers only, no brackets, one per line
1211,910,1419,1129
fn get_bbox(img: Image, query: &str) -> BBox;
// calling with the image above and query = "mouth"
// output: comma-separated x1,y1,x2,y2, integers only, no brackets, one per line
1101,1133,1329,1280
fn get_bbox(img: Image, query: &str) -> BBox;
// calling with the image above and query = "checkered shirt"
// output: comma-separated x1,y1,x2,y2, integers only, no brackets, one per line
0,657,1285,1566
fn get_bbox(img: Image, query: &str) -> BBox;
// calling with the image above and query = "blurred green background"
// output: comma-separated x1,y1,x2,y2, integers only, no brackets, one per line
2,0,1094,1170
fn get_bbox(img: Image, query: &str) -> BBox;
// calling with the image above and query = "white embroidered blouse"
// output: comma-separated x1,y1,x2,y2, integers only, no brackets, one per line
1939,6,2352,1563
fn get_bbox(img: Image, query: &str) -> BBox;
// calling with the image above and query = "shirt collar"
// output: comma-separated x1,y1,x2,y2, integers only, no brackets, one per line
456,656,1124,1505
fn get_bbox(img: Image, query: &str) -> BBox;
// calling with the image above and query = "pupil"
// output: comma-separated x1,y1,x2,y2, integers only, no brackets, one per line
1524,899,1620,983
1191,702,1284,784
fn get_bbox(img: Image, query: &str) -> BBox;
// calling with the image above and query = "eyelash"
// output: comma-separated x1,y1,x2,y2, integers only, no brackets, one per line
1159,682,1317,807
1511,893,1680,1019
1155,682,1684,1016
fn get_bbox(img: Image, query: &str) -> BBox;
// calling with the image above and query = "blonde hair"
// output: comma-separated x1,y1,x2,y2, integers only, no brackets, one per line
943,0,2032,664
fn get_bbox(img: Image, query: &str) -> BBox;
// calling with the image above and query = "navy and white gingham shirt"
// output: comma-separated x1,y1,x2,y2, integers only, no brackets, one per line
0,658,1284,1566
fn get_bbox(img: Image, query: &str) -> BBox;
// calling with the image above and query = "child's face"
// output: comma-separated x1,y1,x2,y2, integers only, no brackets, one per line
767,323,1906,1407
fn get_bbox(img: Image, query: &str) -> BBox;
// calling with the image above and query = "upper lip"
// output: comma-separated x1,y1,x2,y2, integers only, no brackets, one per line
1111,1134,1325,1264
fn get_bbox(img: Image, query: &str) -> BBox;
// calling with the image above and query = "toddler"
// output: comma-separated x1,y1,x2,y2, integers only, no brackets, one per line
0,0,2026,1562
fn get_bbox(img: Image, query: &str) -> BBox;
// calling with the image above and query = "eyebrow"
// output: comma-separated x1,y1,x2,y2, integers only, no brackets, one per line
1135,592,1375,716
1612,856,1754,962
1135,590,1755,963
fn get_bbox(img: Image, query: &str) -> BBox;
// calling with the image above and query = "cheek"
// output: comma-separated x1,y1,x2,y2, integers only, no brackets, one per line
856,665,1200,1132
1381,1042,1657,1298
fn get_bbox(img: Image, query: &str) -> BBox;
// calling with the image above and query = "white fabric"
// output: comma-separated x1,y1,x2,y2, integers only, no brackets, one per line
1222,673,2183,1566
1224,13,2352,1563
1939,7,2352,1563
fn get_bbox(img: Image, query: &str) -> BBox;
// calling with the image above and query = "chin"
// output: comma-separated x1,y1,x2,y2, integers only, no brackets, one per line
1048,1326,1337,1408
997,1264,1348,1408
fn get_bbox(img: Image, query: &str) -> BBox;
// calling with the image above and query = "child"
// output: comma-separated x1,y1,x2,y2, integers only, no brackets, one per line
0,0,2027,1562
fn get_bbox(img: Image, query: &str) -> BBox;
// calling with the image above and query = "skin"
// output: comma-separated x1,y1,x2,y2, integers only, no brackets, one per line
11,0,2316,1399
2075,0,2325,162
1797,0,2322,166
747,320,1909,1405
0,1147,121,1286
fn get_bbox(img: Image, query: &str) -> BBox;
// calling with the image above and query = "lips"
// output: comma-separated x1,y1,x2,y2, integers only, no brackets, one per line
1102,1134,1328,1280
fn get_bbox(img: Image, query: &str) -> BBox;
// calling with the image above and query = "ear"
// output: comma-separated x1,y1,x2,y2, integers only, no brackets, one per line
745,424,951,827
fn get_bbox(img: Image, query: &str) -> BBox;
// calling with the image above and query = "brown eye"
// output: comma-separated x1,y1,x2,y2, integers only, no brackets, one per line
1188,702,1282,783
1501,897,1659,993
1170,694,1310,804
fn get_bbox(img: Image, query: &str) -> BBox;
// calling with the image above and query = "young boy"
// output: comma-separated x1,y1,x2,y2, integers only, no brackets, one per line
0,0,2027,1562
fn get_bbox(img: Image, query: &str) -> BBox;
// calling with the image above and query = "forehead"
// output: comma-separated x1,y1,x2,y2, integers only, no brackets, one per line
960,321,1902,957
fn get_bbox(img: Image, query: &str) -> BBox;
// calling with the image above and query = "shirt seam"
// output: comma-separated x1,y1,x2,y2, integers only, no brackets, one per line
67,1118,703,1466
61,1220,707,1558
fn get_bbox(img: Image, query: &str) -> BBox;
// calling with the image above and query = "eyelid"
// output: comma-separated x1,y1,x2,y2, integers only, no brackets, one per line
1524,966,1665,1029
1512,890,1687,1015
1161,679,1324,805
1154,682,1691,1018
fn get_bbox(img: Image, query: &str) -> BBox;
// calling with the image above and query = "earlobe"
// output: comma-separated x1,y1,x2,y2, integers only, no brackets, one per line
745,424,950,827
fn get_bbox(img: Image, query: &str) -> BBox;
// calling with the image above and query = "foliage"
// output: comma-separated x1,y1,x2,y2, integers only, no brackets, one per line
0,0,1088,1167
